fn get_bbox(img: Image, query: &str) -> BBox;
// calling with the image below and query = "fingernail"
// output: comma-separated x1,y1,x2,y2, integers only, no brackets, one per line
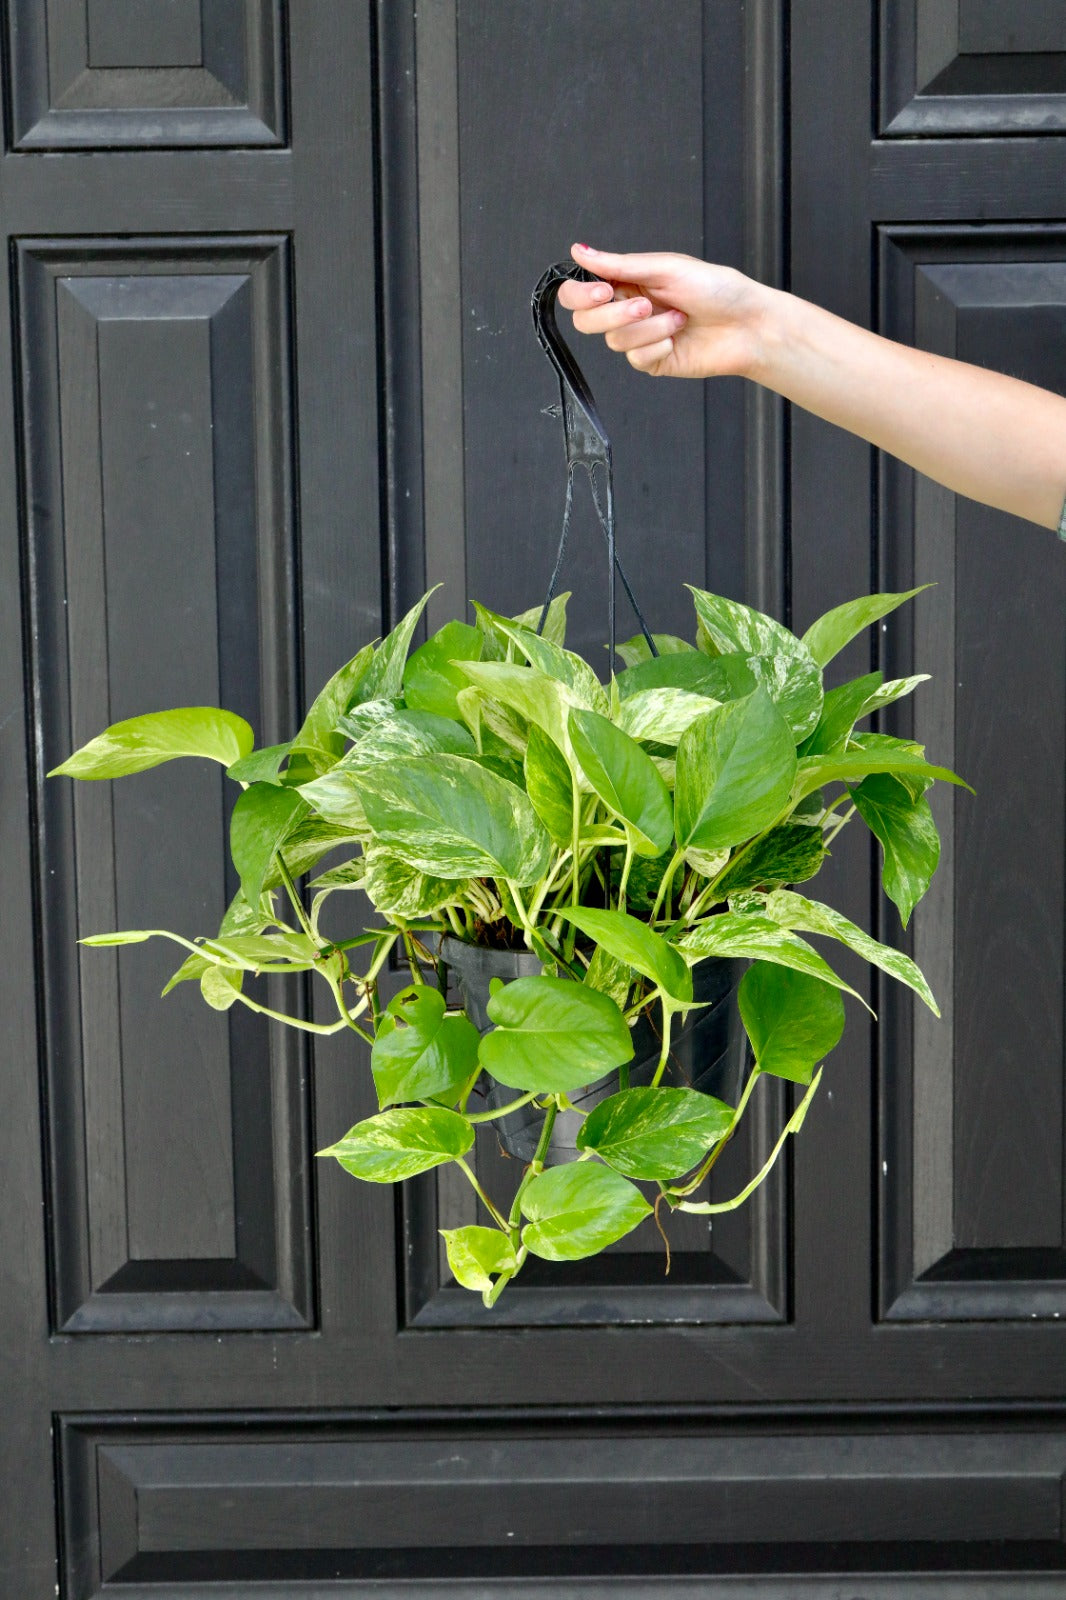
671,310,687,328
590,284,612,302
574,243,595,253
630,298,650,317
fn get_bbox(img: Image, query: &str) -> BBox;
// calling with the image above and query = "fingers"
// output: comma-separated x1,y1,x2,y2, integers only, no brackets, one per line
627,338,675,374
571,241,678,287
556,276,615,312
570,294,654,335
606,308,686,353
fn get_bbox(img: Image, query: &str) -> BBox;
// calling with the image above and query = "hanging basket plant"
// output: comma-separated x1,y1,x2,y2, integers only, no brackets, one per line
50,266,968,1305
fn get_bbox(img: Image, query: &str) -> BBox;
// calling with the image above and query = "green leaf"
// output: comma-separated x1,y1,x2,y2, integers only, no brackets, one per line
510,592,570,645
624,849,674,916
846,732,934,800
230,783,310,908
359,592,434,704
758,888,939,1015
200,965,243,1011
799,673,883,758
480,975,634,1093
801,674,931,759
318,1106,474,1181
439,1225,518,1292
520,1163,651,1261
226,741,294,785
349,706,478,765
678,913,862,1003
403,621,484,719
267,819,363,883
161,951,213,994
576,1086,735,1179
456,659,579,760
615,686,725,746
523,722,575,844
486,615,607,711
739,961,845,1083
475,593,569,655
308,857,366,890
291,645,374,769
49,706,254,779
568,706,674,856
688,585,824,740
614,632,695,668
851,772,941,928
199,932,318,971
792,749,968,806
616,650,756,703
801,585,931,669
556,907,692,1006
363,846,471,919
371,984,481,1108
583,945,634,1010
675,689,797,855
79,929,155,946
713,822,826,897
354,754,552,884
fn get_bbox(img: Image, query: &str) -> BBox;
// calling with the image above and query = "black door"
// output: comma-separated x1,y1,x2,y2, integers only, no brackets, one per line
5,3,1066,1593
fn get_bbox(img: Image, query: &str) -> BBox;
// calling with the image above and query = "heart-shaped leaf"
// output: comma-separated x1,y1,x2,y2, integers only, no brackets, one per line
739,961,845,1083
480,975,634,1092
688,585,824,740
227,740,294,785
359,592,434,704
675,689,797,855
801,585,930,669
49,706,254,779
569,706,674,856
403,621,484,719
439,1225,518,1292
615,687,723,746
851,772,941,928
354,754,552,884
291,645,374,769
371,984,481,1108
758,888,939,1014
576,1086,734,1179
792,749,968,806
230,783,310,908
617,650,755,703
713,822,826,896
363,847,470,919
524,722,575,844
318,1106,474,1181
557,907,692,1006
678,913,861,1002
614,632,694,668
520,1163,651,1260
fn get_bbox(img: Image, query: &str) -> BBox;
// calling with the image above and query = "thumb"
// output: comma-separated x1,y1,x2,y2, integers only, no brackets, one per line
571,242,677,288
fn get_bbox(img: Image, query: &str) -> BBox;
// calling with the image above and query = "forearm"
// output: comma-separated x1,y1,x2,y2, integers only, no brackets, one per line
752,287,1066,530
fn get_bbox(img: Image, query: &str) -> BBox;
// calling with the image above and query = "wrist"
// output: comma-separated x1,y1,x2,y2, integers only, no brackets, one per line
745,284,803,387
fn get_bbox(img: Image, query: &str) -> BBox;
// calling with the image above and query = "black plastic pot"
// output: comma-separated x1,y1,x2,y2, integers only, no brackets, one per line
439,935,749,1165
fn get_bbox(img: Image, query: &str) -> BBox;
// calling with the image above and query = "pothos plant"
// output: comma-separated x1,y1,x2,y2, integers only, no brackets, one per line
52,582,967,1306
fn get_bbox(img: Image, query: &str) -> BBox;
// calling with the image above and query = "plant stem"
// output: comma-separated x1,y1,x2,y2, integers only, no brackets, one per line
650,849,685,923
228,988,354,1036
455,1158,509,1230
401,930,423,985
666,1064,763,1197
824,804,856,846
467,1092,537,1124
507,1097,558,1241
274,854,317,942
617,835,635,914
649,1004,674,1088
673,1068,823,1214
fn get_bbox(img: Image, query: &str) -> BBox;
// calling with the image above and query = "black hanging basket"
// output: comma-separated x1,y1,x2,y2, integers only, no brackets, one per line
431,261,750,1164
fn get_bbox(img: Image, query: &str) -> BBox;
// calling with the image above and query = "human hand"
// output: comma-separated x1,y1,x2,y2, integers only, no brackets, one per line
558,243,771,380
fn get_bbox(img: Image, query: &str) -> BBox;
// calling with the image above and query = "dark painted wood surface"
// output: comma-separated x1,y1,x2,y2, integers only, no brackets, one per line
4,1,1066,1594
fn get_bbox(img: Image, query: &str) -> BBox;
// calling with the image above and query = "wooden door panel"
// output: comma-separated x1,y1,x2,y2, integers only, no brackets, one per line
877,230,1066,1322
59,1414,1066,1593
20,239,310,1332
881,0,1066,134
8,0,285,148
